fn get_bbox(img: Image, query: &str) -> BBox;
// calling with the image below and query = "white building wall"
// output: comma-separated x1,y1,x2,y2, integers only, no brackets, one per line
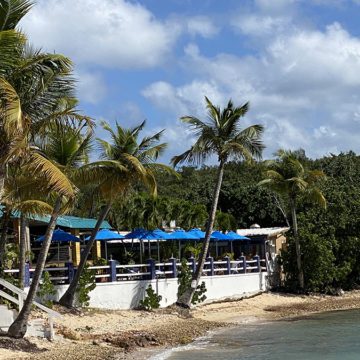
54,272,267,310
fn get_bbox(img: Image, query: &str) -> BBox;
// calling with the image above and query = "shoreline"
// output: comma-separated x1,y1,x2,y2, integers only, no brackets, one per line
2,291,360,359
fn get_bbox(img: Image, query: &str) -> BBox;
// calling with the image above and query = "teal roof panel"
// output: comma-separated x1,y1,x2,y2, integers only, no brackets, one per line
31,214,112,229
0,206,111,229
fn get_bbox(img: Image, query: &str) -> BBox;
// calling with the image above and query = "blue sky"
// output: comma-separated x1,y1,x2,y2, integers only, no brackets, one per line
20,0,360,163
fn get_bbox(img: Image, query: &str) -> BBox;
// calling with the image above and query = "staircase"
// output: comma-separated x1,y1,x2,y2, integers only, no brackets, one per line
0,278,61,339
0,305,17,332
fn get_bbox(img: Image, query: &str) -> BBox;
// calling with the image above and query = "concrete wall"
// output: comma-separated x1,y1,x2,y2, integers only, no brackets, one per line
54,272,267,310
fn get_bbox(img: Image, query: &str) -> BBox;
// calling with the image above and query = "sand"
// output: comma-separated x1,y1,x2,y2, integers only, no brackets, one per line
2,290,360,360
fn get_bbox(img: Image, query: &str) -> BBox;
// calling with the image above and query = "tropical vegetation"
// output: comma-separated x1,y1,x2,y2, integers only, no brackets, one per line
1,0,360,340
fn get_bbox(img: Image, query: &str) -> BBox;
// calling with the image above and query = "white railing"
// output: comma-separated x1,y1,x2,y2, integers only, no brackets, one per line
0,278,61,340
3,257,266,285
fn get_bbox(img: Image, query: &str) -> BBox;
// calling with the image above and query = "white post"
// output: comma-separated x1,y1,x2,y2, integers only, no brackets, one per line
49,316,55,341
18,293,23,311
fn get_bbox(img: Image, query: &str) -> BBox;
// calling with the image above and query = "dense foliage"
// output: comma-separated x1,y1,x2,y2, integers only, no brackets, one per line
117,152,359,293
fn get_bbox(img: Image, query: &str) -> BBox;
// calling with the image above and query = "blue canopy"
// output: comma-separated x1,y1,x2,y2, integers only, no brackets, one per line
167,230,198,240
85,229,124,241
125,228,147,239
211,231,232,241
139,229,170,240
226,231,249,240
36,229,80,243
187,228,206,239
125,228,169,240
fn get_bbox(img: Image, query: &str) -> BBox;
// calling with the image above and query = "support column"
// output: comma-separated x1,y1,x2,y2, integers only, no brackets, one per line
240,255,246,274
169,257,177,278
108,260,117,282
92,240,101,260
71,242,81,266
70,229,81,265
147,258,156,280
225,256,231,275
207,256,214,276
253,255,260,272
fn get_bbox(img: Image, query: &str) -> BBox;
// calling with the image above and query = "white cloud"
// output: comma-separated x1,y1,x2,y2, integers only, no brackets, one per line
20,0,179,69
76,70,106,104
186,16,219,38
232,15,291,36
143,21,360,159
255,0,299,14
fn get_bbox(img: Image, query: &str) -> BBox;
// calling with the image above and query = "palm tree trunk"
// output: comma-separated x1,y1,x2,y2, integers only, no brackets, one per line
7,198,62,339
18,214,27,289
290,198,304,290
59,202,112,308
0,208,11,270
0,165,5,202
177,160,225,308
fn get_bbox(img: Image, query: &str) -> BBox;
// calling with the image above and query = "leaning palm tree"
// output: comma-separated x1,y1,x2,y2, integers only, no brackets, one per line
172,97,264,308
59,120,173,308
7,120,91,338
258,149,326,290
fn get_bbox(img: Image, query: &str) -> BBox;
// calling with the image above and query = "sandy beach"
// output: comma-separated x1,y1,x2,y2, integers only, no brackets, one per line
2,290,360,360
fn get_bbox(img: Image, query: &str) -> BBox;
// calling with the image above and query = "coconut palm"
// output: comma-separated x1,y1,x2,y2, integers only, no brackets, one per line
1,164,54,288
0,0,76,202
258,149,326,290
7,120,91,338
172,97,264,307
59,120,173,308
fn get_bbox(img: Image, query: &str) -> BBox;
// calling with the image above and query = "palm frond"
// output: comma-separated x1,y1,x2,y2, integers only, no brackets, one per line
0,77,22,133
17,200,53,217
0,0,33,30
28,152,76,198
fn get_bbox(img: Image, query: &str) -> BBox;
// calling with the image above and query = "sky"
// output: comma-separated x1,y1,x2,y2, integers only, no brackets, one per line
19,0,360,163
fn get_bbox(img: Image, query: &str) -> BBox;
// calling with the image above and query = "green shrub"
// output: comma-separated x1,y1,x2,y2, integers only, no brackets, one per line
139,285,162,311
76,265,96,307
37,271,56,308
177,259,207,305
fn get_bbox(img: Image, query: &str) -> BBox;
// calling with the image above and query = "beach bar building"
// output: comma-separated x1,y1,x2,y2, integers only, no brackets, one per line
236,224,289,259
0,208,112,265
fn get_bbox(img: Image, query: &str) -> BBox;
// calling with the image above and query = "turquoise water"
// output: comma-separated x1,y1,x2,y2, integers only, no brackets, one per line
154,310,360,360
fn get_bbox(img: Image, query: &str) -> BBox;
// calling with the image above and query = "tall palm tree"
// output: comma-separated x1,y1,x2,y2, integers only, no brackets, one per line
258,149,326,290
59,120,173,308
0,0,76,202
172,97,264,308
7,120,91,338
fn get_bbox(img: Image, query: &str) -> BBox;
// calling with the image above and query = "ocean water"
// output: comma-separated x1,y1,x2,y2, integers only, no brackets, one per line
152,310,360,360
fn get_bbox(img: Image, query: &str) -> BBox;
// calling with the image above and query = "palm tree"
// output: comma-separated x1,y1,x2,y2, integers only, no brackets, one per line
0,0,78,269
1,165,54,288
7,120,91,338
258,149,326,290
172,97,264,307
59,120,173,308
0,0,76,201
